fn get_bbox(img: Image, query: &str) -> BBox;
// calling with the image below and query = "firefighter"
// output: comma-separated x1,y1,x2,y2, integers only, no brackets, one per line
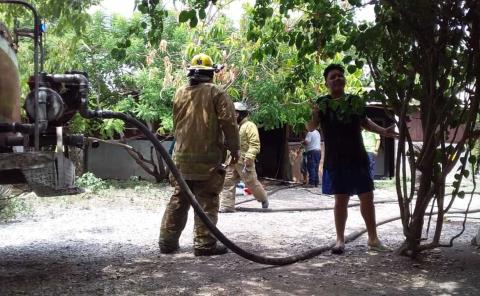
219,102,269,213
159,53,240,256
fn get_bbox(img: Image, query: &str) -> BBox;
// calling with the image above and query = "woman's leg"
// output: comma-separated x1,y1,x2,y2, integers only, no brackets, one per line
358,191,380,246
334,194,350,248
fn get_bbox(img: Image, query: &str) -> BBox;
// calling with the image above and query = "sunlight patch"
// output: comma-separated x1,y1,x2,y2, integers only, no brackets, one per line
438,281,460,293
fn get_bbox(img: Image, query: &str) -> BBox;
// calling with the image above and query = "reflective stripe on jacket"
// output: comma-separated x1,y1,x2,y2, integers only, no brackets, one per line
173,83,239,180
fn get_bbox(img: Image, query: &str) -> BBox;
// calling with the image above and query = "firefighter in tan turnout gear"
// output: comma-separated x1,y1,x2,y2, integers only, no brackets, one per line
219,102,269,213
159,53,240,256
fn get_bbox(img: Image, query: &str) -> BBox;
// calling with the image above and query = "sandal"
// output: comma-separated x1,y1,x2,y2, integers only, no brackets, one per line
368,243,392,252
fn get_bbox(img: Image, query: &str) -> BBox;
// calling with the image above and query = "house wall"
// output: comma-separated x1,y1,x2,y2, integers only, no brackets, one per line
407,111,466,143
85,139,172,181
257,104,397,182
289,142,325,183
257,127,286,178
365,106,396,179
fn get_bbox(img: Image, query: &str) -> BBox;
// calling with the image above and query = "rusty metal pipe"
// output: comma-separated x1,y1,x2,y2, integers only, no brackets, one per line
0,122,42,134
0,0,42,150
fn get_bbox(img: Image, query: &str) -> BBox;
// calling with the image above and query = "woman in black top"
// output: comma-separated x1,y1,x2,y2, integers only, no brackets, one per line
312,64,397,254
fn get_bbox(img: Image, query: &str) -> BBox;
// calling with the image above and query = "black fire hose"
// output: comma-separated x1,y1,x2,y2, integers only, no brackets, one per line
235,199,399,213
79,108,480,264
80,107,341,265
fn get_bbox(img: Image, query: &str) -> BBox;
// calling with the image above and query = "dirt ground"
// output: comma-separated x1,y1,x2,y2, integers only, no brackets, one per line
1,180,480,296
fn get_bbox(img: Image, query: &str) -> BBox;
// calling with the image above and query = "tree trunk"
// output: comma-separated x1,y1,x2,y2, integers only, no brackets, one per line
155,147,167,179
280,126,292,180
404,144,435,257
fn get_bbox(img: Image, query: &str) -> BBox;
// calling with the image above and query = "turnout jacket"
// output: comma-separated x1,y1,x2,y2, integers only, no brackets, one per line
173,83,239,180
238,117,260,161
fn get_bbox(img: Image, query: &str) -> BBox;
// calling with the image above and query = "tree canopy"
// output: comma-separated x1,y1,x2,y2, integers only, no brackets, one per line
6,0,366,136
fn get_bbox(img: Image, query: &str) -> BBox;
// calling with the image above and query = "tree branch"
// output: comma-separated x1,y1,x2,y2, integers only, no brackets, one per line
87,137,162,182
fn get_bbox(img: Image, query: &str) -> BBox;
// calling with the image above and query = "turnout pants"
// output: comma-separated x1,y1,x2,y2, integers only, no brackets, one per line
159,170,225,250
220,162,267,211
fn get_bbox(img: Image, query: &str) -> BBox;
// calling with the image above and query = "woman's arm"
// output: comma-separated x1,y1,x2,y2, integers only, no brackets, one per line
362,117,399,138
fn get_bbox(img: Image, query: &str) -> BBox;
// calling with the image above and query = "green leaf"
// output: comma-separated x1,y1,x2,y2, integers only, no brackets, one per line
138,3,148,14
247,30,259,42
468,155,477,164
295,34,304,49
111,48,126,61
189,15,198,28
347,64,357,74
265,7,274,18
141,21,148,29
343,55,353,64
199,8,206,20
179,10,190,23
288,34,296,46
463,170,470,178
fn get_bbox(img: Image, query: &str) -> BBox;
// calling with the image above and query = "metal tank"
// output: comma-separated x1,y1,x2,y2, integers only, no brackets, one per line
0,23,21,152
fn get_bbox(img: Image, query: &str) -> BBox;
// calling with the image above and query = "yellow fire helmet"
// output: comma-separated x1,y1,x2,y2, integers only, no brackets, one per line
189,53,214,70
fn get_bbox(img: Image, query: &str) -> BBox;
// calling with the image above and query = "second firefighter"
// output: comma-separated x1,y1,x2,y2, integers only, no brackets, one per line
219,102,268,212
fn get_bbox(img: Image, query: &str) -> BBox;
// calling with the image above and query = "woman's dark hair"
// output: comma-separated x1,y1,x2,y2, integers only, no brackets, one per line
323,64,345,80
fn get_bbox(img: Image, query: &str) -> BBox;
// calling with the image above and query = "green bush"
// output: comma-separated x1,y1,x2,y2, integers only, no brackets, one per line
0,185,30,221
76,172,108,193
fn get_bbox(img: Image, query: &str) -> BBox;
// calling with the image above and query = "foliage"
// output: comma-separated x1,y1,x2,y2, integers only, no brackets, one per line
0,0,100,35
8,0,368,136
0,185,30,221
76,172,108,193
76,172,165,195
374,178,396,190
170,2,366,131
110,0,168,60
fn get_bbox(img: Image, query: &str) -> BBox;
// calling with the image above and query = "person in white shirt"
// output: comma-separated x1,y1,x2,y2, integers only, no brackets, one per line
302,122,321,187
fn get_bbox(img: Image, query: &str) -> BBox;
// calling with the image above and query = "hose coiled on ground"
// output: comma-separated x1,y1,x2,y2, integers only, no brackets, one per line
80,108,480,265
81,108,342,265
